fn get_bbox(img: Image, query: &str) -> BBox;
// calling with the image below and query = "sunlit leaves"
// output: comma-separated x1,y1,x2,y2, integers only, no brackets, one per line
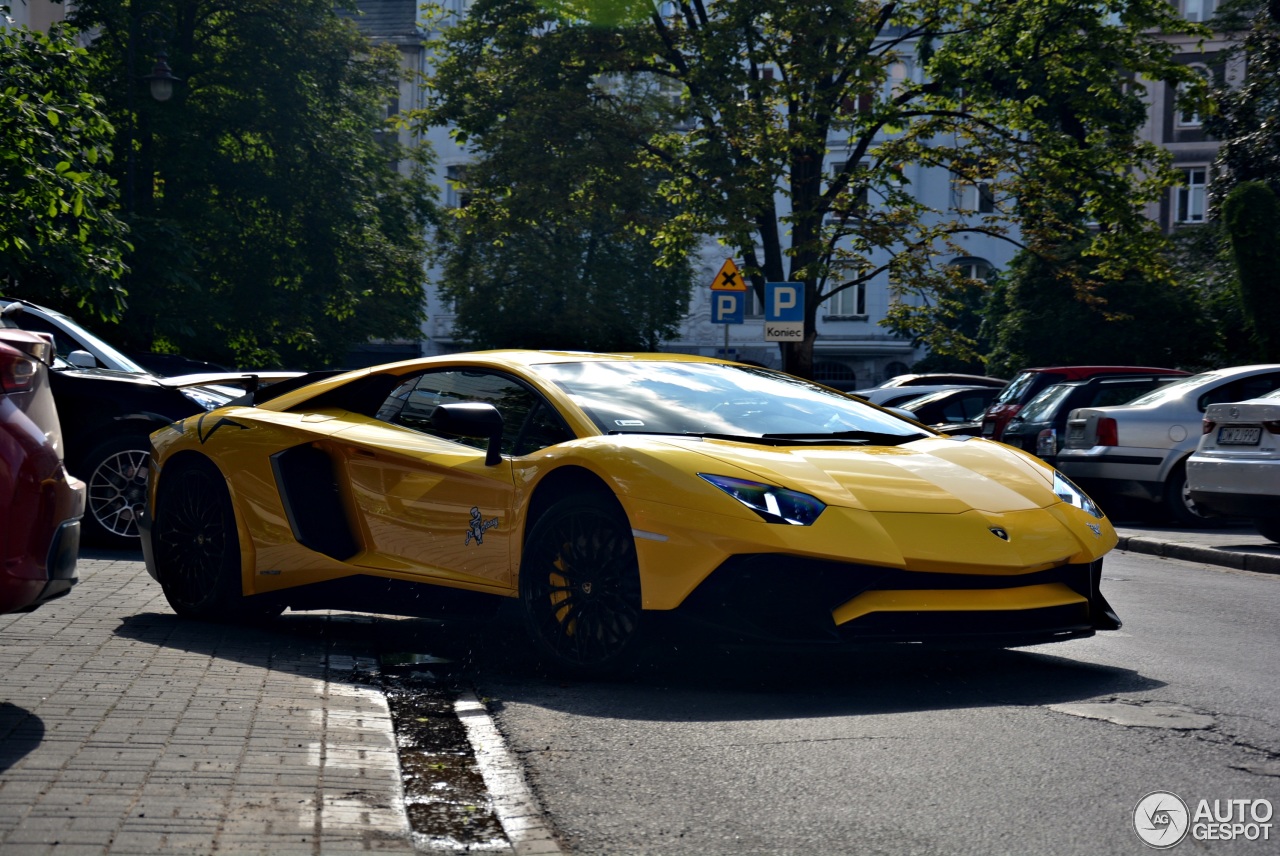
0,19,128,315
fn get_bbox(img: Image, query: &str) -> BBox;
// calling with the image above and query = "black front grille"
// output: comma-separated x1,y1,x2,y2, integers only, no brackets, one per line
673,554,1101,645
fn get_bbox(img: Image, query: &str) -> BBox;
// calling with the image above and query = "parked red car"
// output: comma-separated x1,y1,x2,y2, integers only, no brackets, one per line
980,365,1190,441
1,305,85,615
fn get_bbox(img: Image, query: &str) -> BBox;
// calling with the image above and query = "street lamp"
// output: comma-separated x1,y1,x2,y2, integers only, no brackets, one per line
126,47,180,216
142,52,181,103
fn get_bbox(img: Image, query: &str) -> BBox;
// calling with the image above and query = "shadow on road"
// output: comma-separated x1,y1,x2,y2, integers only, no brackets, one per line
110,600,1163,725
0,703,45,774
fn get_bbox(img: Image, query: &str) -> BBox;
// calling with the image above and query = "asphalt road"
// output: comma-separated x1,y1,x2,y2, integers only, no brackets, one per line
469,550,1280,855
2,540,1276,855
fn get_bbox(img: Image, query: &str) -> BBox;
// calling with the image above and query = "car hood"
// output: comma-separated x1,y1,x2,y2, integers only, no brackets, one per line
660,435,1055,514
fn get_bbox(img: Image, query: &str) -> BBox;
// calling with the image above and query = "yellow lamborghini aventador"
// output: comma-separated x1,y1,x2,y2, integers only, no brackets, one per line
140,351,1121,675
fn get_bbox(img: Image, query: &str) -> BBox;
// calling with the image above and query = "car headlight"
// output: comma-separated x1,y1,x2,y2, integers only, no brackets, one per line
699,474,826,525
181,386,231,411
1053,470,1103,519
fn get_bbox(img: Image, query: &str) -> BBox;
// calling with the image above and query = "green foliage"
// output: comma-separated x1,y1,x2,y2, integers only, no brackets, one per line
983,243,1213,378
424,0,692,352
0,15,129,316
1165,222,1253,367
66,0,436,369
1207,4,1280,207
1221,181,1280,359
421,0,1208,377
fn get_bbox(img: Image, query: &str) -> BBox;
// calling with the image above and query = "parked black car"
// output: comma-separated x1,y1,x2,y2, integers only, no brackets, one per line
897,386,1003,432
1002,373,1187,466
0,299,293,547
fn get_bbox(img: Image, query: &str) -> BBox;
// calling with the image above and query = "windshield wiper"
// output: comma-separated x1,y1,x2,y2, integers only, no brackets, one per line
761,430,926,446
607,429,920,447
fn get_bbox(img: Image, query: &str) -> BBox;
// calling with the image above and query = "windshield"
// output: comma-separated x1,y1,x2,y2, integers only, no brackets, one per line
1015,384,1075,422
12,309,149,374
1122,371,1218,406
531,360,929,443
991,370,1042,406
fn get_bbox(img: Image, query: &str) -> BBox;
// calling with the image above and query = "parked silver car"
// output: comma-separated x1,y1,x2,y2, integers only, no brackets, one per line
1056,364,1280,524
1187,387,1280,543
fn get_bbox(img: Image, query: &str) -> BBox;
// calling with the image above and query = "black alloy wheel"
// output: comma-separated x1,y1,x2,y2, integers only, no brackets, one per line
154,457,277,620
519,494,644,677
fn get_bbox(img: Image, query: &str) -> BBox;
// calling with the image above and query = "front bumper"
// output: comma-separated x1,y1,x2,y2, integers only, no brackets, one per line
669,554,1120,648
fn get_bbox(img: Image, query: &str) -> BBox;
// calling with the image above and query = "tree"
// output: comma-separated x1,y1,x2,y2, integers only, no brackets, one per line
983,242,1214,378
1221,181,1280,360
426,7,693,351
423,0,1205,377
0,11,129,316
1206,0,1280,206
60,0,436,369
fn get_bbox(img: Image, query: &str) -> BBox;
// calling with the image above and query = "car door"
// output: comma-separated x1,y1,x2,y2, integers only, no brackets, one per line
335,368,572,592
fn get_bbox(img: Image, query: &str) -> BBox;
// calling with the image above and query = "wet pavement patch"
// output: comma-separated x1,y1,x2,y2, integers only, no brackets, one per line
380,654,509,851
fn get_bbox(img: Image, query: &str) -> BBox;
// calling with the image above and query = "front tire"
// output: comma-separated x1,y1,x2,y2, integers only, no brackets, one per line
519,494,644,678
1162,461,1213,528
1256,518,1280,544
153,457,279,621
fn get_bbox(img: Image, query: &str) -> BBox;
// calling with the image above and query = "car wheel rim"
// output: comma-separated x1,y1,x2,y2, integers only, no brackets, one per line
88,449,149,538
525,508,641,669
157,468,230,608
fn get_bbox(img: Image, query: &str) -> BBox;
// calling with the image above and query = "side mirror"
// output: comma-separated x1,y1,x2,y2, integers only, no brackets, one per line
431,402,505,466
67,350,98,368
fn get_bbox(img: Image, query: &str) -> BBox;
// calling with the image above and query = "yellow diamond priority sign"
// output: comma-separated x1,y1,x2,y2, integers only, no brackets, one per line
710,258,747,291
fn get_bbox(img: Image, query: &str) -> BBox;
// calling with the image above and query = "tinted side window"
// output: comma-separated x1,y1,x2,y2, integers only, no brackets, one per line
375,369,572,456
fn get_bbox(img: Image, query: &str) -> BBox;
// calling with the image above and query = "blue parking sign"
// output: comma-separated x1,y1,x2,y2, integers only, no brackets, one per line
711,290,744,324
764,282,804,341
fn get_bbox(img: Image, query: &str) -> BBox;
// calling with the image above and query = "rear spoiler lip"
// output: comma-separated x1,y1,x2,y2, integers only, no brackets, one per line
224,370,349,406
153,371,305,391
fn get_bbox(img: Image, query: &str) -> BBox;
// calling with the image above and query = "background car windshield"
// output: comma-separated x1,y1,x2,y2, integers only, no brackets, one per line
14,311,149,374
1016,384,1075,421
532,361,926,439
1123,372,1219,406
991,371,1038,406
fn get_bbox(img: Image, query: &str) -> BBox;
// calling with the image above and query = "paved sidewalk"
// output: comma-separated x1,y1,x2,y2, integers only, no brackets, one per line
1114,521,1280,574
0,523,1273,855
0,554,414,855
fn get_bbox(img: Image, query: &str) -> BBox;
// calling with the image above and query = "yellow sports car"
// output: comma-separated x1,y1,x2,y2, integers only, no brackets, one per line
140,351,1121,675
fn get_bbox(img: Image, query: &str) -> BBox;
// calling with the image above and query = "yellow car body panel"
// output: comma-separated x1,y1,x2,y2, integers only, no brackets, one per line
142,350,1121,667
832,583,1088,626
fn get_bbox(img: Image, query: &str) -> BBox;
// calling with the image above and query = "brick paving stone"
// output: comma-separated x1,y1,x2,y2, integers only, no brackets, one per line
0,554,416,854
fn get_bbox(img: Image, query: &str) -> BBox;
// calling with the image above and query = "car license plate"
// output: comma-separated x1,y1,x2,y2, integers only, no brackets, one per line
1069,425,1083,441
1217,426,1261,445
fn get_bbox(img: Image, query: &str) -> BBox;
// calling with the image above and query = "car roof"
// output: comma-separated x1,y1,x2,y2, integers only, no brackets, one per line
1013,365,1189,379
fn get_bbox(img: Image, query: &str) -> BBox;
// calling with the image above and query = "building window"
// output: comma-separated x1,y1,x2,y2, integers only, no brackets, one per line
952,257,993,282
828,160,868,220
1177,66,1211,128
813,361,857,386
1176,167,1208,224
445,164,470,208
1182,0,1217,22
825,282,867,319
952,178,995,214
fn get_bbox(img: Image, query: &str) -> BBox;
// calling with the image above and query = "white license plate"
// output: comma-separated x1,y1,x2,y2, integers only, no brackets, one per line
1217,426,1261,445
1068,425,1084,441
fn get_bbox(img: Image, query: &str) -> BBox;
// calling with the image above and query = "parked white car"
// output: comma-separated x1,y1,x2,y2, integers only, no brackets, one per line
1187,387,1280,543
1056,364,1280,524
